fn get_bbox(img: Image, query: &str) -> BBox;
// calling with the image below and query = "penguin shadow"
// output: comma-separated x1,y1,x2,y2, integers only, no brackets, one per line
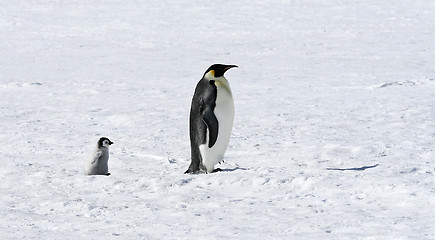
216,166,249,172
326,164,379,171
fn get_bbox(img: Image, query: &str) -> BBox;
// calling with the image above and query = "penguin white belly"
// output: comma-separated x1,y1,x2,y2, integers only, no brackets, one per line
200,83,234,172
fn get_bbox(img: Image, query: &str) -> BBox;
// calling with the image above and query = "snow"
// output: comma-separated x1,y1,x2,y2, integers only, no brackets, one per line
1,0,434,239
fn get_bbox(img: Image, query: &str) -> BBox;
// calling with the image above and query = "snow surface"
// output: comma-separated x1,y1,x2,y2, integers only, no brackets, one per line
1,0,434,239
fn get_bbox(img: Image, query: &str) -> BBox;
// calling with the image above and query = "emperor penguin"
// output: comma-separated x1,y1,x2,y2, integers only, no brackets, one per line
84,137,114,176
185,64,238,174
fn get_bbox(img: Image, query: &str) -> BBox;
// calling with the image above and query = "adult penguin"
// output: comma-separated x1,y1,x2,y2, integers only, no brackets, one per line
185,64,237,174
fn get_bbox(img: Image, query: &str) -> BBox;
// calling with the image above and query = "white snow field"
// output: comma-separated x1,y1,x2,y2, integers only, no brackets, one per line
1,0,434,239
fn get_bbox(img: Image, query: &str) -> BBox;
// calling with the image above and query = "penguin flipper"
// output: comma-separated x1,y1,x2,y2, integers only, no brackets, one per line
91,150,103,164
201,104,219,148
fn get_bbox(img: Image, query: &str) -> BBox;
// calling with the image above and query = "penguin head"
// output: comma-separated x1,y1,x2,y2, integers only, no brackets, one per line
98,137,114,148
203,64,238,80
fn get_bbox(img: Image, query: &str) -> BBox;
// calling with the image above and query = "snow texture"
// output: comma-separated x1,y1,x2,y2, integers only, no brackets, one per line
1,0,434,239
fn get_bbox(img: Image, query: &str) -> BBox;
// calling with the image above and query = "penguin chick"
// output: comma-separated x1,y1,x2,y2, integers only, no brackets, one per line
84,137,113,176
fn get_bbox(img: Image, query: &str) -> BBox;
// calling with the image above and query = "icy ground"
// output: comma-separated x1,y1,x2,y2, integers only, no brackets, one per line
1,0,434,239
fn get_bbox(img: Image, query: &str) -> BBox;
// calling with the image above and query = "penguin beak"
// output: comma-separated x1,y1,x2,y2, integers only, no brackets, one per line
223,65,238,72
109,141,114,145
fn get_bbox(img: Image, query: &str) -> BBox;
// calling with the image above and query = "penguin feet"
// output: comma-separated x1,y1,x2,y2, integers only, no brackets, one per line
184,168,203,174
184,169,195,174
185,165,222,174
184,169,207,174
211,168,222,173
185,163,198,174
185,167,210,174
105,173,111,176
